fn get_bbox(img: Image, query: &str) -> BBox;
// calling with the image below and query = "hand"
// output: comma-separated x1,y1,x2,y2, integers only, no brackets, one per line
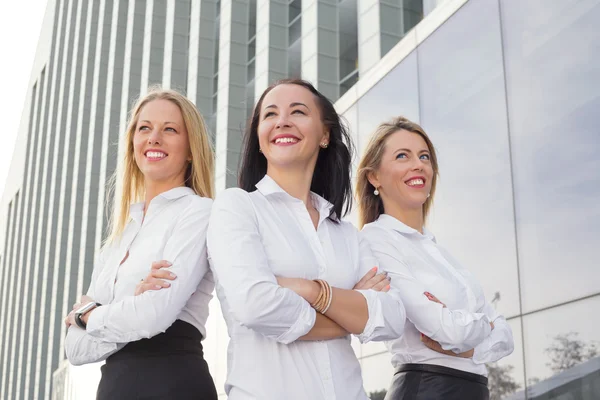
64,310,77,328
276,277,320,304
420,333,474,358
424,291,446,307
134,260,176,296
353,267,390,292
65,295,96,328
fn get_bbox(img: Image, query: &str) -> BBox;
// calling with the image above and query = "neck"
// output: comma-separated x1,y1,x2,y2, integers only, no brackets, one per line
144,178,185,213
383,200,424,233
266,164,315,208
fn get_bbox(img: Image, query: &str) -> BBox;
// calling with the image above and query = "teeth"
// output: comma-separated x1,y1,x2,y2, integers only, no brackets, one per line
275,137,298,144
407,178,424,186
147,151,166,159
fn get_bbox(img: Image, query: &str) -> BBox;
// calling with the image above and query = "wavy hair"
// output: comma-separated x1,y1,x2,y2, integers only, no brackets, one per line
356,116,439,228
105,86,214,244
238,79,354,220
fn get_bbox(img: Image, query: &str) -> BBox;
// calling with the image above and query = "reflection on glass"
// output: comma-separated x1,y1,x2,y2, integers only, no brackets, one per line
356,50,419,155
501,0,600,313
518,296,600,399
417,0,520,318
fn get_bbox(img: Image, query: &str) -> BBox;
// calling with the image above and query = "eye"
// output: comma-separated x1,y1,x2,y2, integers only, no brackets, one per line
395,153,407,159
291,109,306,115
165,127,177,133
138,125,150,132
419,154,430,161
263,111,276,119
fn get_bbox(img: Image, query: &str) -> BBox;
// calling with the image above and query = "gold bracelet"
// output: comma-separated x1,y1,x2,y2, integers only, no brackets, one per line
312,279,332,314
312,280,325,311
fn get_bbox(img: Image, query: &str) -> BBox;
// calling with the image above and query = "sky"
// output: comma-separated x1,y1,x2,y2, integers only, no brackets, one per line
0,1,48,196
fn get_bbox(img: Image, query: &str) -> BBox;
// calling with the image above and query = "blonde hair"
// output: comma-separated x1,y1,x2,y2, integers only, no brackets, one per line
356,116,439,229
105,86,214,244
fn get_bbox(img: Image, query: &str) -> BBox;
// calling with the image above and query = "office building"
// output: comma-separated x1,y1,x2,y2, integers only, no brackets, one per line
0,0,598,399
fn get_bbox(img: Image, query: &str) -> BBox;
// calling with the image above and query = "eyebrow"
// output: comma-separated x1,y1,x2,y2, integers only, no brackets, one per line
139,120,180,126
393,148,430,154
264,102,309,110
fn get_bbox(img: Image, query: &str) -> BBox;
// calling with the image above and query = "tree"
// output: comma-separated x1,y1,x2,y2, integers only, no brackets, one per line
487,363,520,400
545,332,599,373
369,389,387,400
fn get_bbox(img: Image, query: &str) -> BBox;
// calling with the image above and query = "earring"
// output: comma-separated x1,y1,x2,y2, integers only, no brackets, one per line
374,188,379,196
259,148,263,153
320,142,328,148
427,193,430,198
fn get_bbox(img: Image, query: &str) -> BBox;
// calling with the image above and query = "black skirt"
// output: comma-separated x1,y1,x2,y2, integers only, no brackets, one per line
96,320,218,400
385,363,489,400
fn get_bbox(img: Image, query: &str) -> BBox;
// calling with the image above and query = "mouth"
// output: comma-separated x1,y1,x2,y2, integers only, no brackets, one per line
272,134,300,146
144,149,168,161
405,176,426,188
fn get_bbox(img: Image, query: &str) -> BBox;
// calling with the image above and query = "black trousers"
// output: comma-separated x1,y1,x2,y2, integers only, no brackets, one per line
385,364,489,400
97,320,218,400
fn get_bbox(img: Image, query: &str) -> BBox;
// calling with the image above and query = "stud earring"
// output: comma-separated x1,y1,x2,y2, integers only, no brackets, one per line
427,193,430,198
259,148,263,153
374,188,379,196
320,142,328,148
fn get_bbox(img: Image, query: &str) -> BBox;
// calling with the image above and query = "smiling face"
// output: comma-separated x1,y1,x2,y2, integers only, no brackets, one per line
369,129,434,212
133,99,191,187
257,84,329,171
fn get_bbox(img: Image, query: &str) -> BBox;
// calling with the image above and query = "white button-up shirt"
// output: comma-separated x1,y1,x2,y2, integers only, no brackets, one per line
361,214,514,376
65,187,214,366
207,175,406,400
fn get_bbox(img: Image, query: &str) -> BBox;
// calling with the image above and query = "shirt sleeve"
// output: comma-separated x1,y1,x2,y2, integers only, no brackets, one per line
64,248,121,364
365,230,492,352
64,326,123,366
472,302,515,364
207,189,316,344
353,229,406,343
86,198,213,342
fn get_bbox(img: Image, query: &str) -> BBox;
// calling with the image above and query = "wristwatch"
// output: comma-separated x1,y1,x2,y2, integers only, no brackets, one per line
74,302,101,329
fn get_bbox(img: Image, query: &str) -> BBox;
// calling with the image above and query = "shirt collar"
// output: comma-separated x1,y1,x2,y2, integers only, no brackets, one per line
256,174,336,222
129,186,196,222
376,214,435,241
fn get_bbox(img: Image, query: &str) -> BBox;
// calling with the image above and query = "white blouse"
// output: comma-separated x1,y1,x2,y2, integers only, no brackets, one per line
207,175,406,400
361,214,514,376
65,187,214,366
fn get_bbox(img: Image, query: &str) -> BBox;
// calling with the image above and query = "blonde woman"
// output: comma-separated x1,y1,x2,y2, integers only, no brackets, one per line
64,88,218,399
357,117,514,400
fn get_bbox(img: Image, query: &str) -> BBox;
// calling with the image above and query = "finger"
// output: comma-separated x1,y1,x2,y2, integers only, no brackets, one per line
372,278,391,291
355,267,378,288
144,277,171,288
151,260,173,270
424,292,444,306
367,273,388,287
139,282,167,295
151,269,177,280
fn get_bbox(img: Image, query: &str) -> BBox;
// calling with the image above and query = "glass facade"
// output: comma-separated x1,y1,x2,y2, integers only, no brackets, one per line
344,0,600,398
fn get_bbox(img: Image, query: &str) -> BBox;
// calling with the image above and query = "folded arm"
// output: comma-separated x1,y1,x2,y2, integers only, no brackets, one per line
207,189,316,344
85,199,213,342
472,302,514,363
372,246,492,352
64,327,123,365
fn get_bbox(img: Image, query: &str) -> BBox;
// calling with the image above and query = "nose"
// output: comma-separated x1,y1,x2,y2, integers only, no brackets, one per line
412,158,425,171
147,127,161,145
275,113,291,129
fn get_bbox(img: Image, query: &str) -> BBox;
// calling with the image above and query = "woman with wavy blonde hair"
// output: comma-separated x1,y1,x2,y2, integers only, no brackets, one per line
358,116,513,400
64,87,218,399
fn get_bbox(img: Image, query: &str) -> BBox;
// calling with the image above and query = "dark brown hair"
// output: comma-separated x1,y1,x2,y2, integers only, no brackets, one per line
238,79,354,220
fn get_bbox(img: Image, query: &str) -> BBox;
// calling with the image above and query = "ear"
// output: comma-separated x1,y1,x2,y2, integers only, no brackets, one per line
322,129,330,144
367,170,380,190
